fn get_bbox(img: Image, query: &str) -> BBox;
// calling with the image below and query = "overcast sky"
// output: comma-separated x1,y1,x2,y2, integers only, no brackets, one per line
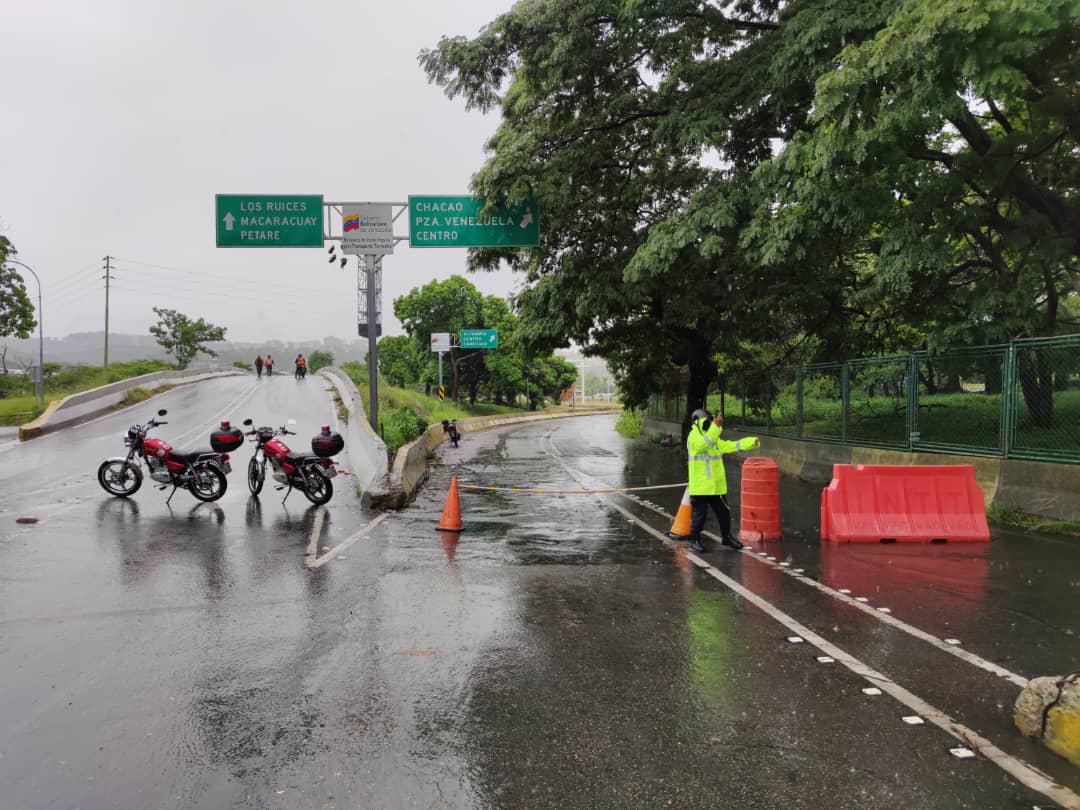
1,0,521,343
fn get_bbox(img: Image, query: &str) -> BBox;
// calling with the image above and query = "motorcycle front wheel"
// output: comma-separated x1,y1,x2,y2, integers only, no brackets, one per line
247,456,264,495
97,460,143,497
189,464,227,502
302,469,333,505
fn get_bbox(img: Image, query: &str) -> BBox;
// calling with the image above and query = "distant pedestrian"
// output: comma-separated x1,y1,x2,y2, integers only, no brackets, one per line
686,408,760,553
254,355,264,378
265,354,274,376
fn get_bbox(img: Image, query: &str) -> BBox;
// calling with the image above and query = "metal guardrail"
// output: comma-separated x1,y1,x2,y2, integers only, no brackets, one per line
647,335,1080,465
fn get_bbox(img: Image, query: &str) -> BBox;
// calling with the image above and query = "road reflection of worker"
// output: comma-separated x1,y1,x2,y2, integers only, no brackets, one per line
686,408,759,553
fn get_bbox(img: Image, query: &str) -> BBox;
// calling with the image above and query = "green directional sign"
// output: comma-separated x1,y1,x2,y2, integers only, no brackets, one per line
216,194,324,247
409,196,539,248
460,329,499,349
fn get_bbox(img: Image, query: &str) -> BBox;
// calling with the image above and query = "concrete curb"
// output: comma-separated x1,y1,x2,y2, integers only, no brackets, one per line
389,406,620,508
317,367,389,503
19,369,243,441
644,416,1080,523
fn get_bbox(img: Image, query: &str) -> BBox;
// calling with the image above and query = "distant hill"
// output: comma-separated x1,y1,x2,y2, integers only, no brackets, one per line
2,332,369,369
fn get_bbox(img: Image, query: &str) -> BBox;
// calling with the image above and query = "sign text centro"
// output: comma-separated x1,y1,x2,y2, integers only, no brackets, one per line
409,196,540,248
216,195,324,248
343,203,395,256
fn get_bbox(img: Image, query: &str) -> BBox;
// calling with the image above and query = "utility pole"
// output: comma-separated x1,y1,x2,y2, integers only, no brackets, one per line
102,256,115,368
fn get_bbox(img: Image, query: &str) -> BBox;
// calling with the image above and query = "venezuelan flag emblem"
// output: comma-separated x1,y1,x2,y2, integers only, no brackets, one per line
343,213,360,233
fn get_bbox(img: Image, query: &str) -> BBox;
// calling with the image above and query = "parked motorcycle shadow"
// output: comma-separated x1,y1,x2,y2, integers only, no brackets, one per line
165,501,226,525
96,496,141,524
245,495,263,529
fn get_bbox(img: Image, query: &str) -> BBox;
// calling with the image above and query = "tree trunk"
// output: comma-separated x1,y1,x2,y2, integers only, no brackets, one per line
681,341,718,441
1018,348,1054,428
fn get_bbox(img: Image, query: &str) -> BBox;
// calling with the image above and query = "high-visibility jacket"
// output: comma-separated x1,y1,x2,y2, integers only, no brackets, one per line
686,416,752,496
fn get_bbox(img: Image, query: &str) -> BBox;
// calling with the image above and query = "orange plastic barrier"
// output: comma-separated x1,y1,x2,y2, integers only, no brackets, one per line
738,457,782,542
820,464,989,543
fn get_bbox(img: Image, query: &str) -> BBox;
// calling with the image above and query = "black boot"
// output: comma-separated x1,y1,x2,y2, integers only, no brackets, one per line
721,534,744,550
689,535,706,553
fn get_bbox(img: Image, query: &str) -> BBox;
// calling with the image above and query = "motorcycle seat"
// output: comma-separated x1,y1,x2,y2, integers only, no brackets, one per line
170,449,217,463
285,452,321,466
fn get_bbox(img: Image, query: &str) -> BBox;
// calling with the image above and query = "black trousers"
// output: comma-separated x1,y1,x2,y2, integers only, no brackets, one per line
690,494,732,540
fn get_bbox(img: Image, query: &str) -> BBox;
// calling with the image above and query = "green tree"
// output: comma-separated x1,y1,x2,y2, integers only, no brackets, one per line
422,0,1080,431
393,275,484,401
0,236,38,342
149,307,227,369
308,350,334,373
376,335,426,388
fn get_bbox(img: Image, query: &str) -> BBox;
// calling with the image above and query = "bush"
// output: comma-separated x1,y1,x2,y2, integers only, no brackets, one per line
120,386,153,405
383,407,429,455
232,361,251,371
309,351,334,372
615,409,645,438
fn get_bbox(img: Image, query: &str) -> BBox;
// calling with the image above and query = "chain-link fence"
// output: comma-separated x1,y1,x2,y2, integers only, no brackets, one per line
648,335,1080,464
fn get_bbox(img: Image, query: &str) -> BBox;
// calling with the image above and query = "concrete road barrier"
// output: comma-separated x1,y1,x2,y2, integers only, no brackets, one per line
19,369,243,441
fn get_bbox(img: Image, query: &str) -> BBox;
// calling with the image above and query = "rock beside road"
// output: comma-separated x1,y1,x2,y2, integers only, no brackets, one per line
1014,673,1080,767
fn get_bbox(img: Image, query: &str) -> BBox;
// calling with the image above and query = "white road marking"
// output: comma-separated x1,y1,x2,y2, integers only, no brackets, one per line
306,512,390,569
616,491,1029,688
609,500,1080,810
305,506,327,558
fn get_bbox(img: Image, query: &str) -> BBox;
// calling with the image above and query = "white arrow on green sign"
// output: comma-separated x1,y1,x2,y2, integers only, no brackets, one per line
460,329,498,349
409,196,539,248
216,194,324,247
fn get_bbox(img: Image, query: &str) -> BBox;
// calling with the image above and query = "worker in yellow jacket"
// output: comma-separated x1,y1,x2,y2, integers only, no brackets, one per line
687,408,760,553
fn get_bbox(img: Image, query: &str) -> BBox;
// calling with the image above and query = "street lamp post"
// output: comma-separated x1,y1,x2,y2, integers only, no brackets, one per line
4,259,44,405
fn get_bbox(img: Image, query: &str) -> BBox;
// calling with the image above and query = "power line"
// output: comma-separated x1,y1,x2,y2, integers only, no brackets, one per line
112,256,347,299
108,283,344,319
109,264,347,307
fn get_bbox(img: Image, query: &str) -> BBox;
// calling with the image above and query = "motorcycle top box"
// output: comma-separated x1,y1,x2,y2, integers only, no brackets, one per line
210,421,244,453
311,427,344,457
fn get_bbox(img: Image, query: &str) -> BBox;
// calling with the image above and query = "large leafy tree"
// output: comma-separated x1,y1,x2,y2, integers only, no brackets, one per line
149,307,227,369
392,275,485,401
422,0,1080,430
0,236,38,343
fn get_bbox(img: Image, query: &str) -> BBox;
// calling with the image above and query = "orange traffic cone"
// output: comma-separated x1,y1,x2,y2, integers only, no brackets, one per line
438,475,463,532
667,487,692,538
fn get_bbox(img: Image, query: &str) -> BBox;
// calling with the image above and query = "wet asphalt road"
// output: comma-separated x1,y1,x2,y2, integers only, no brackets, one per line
2,391,1079,809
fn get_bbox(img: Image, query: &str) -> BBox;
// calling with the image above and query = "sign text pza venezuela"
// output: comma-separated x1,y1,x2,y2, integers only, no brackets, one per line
409,196,539,248
216,194,324,247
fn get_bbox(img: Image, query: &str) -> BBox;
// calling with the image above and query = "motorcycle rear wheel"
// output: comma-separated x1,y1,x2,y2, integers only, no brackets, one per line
302,469,333,505
189,465,227,502
98,460,143,497
247,457,264,495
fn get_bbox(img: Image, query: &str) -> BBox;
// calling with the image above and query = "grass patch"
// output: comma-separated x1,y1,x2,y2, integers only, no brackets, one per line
987,504,1080,537
340,362,523,424
615,409,645,438
714,388,1080,456
0,360,175,426
120,386,153,405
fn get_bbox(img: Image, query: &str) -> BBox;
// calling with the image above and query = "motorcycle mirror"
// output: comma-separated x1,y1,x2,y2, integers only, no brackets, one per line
243,418,253,426
157,409,168,416
287,418,297,426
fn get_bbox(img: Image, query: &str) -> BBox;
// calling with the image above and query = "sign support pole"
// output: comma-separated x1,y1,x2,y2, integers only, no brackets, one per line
365,254,379,432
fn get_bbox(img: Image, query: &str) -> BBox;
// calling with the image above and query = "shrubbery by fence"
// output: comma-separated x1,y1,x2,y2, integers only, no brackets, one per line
648,335,1080,464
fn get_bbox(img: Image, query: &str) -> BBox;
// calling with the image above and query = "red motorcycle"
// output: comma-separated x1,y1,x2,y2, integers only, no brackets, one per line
97,409,241,504
243,418,343,505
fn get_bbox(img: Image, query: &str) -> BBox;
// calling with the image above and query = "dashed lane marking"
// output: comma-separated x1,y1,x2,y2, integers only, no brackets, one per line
608,500,1079,810
306,512,390,569
618,490,1029,688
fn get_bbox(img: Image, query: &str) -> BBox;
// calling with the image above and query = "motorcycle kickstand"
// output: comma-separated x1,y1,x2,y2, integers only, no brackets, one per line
281,485,294,505
166,484,179,505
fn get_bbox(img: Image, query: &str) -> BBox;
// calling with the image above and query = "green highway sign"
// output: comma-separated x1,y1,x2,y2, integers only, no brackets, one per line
216,194,324,247
460,329,499,349
409,196,539,248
